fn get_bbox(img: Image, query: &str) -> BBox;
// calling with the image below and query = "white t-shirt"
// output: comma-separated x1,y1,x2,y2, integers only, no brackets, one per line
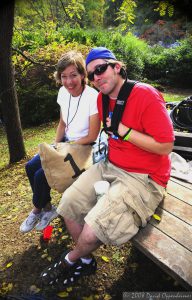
57,85,98,141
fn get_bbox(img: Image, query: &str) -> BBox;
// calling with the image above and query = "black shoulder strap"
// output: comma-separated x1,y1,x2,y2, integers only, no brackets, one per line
102,80,138,135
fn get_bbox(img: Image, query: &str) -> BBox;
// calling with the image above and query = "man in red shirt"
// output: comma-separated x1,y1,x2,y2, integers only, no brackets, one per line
40,47,174,290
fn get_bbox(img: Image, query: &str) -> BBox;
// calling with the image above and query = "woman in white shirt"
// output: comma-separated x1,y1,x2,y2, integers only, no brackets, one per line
20,51,100,233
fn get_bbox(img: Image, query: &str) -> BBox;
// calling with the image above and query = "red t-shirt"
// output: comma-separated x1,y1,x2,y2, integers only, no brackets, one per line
97,82,175,187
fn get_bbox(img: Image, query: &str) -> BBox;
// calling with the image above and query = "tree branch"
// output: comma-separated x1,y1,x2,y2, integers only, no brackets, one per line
12,47,52,67
59,0,71,22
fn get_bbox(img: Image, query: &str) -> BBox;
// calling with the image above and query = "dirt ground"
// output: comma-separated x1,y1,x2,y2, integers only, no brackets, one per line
0,152,188,300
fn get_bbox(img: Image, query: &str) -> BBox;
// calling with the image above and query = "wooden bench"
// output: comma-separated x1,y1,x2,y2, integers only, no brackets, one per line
132,177,192,290
173,131,192,160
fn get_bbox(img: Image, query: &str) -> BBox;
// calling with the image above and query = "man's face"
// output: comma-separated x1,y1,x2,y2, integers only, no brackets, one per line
87,59,121,96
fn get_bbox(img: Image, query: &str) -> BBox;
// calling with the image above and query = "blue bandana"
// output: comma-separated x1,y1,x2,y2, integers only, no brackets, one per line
86,47,116,66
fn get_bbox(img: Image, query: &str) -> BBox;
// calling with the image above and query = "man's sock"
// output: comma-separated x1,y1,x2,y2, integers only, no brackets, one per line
80,257,93,264
64,253,75,265
65,253,93,265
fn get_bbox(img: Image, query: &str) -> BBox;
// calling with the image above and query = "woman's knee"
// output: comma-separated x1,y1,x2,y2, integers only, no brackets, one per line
25,154,41,175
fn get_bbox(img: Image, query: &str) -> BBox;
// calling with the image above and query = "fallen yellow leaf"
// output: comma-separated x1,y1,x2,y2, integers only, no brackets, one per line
6,262,13,268
47,256,52,262
0,282,13,294
58,228,63,233
12,207,19,212
82,295,94,300
61,235,68,240
101,256,110,262
104,294,112,300
41,253,48,259
57,291,69,298
152,214,161,221
29,285,41,293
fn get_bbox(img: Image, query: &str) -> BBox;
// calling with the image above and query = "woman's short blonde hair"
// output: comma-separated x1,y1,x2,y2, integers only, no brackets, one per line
54,50,87,86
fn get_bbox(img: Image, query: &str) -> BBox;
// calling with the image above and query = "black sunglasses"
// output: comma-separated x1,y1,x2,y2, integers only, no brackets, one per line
87,62,115,82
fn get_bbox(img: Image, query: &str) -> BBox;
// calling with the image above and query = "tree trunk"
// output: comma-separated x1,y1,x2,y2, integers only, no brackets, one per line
0,0,26,163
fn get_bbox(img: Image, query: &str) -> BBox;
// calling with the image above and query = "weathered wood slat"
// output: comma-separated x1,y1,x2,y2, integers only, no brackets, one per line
170,177,192,190
168,179,192,196
167,180,192,205
132,177,192,289
159,194,192,225
150,207,192,251
132,225,192,290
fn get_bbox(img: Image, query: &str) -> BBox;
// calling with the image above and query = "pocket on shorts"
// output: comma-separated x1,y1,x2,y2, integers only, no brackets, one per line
96,201,140,246
128,174,164,218
145,177,164,212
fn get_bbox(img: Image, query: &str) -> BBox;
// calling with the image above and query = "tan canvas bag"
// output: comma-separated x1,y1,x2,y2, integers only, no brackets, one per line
39,142,93,193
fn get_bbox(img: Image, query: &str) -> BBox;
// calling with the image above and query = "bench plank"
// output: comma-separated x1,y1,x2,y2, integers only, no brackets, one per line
159,194,192,225
169,177,192,190
150,207,192,251
132,177,192,290
167,181,192,204
132,225,192,290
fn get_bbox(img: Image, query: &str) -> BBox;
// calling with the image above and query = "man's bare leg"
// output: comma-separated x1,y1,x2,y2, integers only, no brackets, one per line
64,217,84,243
65,222,102,262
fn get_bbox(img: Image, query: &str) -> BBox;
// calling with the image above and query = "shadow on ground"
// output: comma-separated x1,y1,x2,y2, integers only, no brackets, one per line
0,238,186,300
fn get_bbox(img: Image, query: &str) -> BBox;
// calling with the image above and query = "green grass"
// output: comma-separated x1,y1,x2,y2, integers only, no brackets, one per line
162,90,191,103
0,121,58,169
23,122,57,150
162,93,185,102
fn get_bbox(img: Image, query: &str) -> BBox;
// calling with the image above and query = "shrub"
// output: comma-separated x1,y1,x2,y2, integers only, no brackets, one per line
144,37,192,87
17,85,59,127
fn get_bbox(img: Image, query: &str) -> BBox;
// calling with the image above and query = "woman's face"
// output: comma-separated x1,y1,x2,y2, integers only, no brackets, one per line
60,64,84,97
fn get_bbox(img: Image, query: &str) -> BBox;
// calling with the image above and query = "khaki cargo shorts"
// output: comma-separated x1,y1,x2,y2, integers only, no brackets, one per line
57,160,165,246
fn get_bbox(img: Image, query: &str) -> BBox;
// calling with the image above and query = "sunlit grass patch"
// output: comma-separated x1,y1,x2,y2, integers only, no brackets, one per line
0,121,58,169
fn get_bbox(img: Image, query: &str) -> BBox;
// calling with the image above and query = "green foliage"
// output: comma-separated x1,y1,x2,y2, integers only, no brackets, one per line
154,1,174,17
15,0,85,28
12,7,192,128
17,85,59,127
115,0,137,30
109,32,148,79
144,37,192,87
104,0,123,27
81,0,105,28
13,17,64,51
